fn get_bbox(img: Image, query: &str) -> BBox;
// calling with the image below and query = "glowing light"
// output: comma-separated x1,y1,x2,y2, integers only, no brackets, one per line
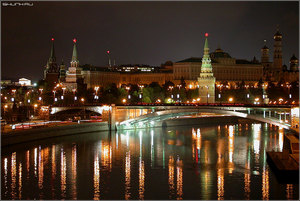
205,33,209,37
106,50,110,54
73,38,77,43
228,97,233,102
34,104,38,108
51,38,54,41
122,99,126,103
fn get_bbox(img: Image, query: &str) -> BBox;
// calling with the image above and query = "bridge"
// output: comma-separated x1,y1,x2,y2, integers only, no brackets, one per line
50,104,296,131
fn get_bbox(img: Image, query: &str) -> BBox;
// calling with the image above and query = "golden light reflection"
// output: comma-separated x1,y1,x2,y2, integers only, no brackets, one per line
125,151,131,200
217,168,224,200
151,130,154,167
51,145,56,198
34,148,38,177
26,150,29,178
11,152,17,200
278,127,284,152
228,125,234,173
93,153,100,200
286,184,293,200
101,142,112,171
168,156,175,199
262,168,269,200
18,163,22,199
253,124,261,155
61,148,66,199
244,165,251,200
72,144,77,200
4,158,8,198
176,158,183,200
38,147,44,191
139,157,145,200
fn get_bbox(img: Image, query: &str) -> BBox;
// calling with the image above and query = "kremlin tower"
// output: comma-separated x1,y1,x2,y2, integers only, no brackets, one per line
64,38,84,91
44,38,59,85
273,27,283,71
197,33,216,103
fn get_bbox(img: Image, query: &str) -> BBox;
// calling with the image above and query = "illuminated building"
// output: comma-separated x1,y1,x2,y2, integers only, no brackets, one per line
197,33,216,103
262,28,299,83
63,39,85,91
18,78,31,86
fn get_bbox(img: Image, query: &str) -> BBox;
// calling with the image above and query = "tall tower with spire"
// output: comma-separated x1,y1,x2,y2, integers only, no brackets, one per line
273,27,283,71
197,33,216,103
64,38,84,90
290,54,299,72
44,38,59,84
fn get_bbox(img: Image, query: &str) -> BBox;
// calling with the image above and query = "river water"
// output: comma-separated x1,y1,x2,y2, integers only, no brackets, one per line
1,122,299,200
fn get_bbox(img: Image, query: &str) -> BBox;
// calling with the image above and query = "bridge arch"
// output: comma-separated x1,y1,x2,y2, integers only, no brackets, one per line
118,107,291,130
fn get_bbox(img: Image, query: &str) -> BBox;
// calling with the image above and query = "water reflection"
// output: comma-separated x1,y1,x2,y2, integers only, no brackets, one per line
4,158,8,198
51,145,56,198
18,163,22,199
71,144,77,200
60,148,66,199
168,156,175,199
1,123,299,200
38,146,44,193
11,152,17,200
176,157,183,200
125,150,131,200
93,152,100,200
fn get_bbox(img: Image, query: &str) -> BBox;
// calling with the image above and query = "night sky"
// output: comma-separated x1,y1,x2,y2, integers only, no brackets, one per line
2,1,299,82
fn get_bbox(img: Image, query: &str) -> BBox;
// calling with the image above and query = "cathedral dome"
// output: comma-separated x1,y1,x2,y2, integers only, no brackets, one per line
210,48,232,59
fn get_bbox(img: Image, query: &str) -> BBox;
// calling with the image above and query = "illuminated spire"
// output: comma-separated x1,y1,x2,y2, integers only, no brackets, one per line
71,38,78,63
201,33,212,72
71,38,79,67
49,37,56,63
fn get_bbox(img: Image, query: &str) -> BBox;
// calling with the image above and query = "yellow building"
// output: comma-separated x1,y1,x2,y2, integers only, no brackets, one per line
173,48,263,87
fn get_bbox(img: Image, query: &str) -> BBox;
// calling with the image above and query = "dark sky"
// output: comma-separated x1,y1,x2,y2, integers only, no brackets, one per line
2,1,299,81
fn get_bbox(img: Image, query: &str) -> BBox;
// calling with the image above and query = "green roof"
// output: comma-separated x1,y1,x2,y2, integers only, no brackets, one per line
210,51,232,59
176,57,202,63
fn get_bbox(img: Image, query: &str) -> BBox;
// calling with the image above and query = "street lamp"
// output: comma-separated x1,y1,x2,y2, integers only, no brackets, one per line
206,86,209,104
229,97,233,103
72,88,77,104
53,90,56,104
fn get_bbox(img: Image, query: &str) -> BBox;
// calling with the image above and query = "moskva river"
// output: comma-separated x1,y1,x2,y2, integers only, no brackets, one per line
1,122,299,200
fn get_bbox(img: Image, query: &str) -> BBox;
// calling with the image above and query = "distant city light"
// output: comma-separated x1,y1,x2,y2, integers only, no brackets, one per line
54,98,57,102
11,97,14,102
228,97,233,102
